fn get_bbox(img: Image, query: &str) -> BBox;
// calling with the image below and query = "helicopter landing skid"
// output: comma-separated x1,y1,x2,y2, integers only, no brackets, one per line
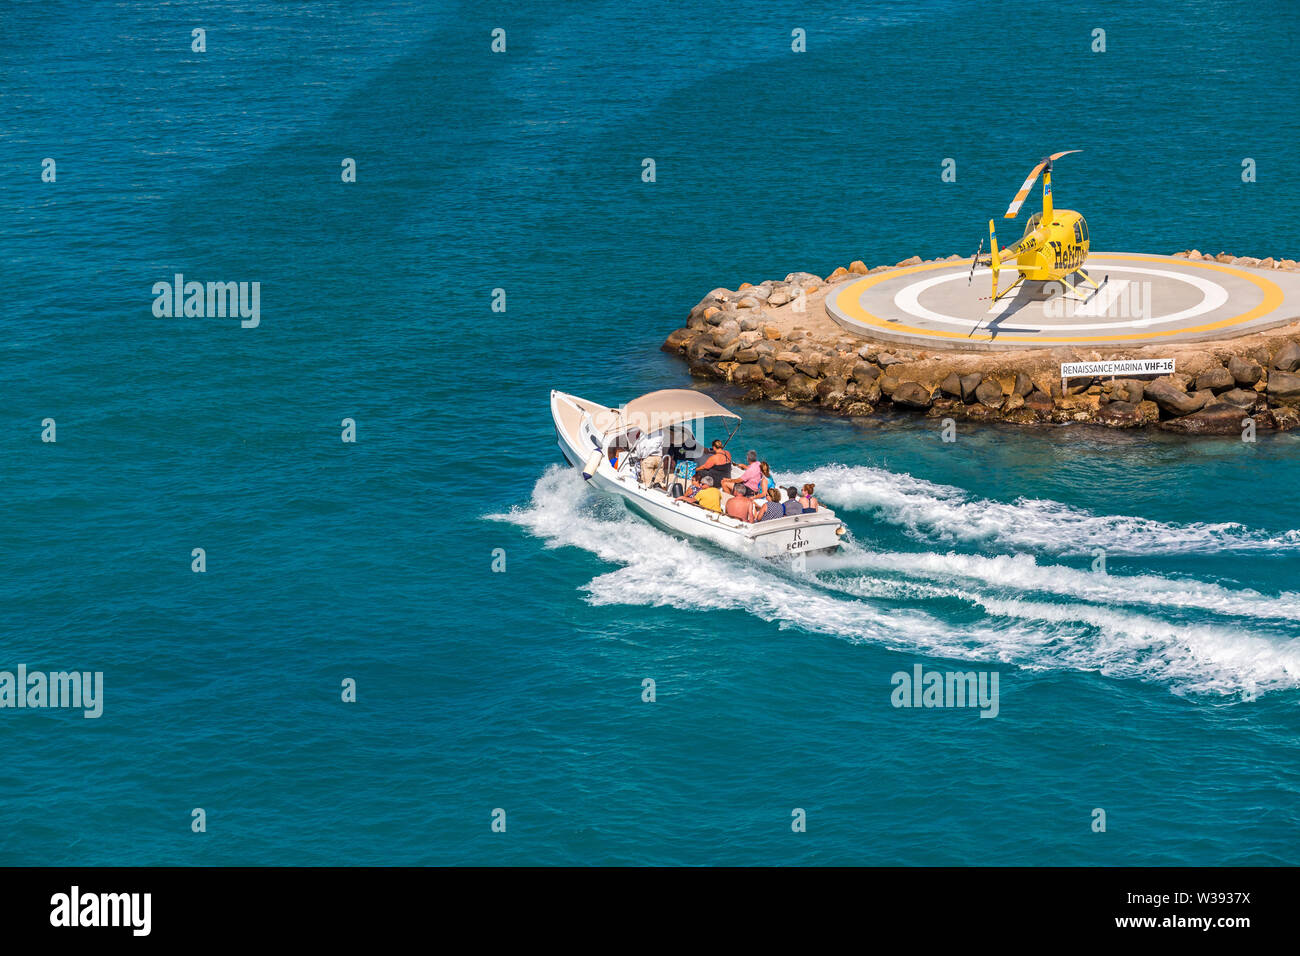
1059,270,1107,304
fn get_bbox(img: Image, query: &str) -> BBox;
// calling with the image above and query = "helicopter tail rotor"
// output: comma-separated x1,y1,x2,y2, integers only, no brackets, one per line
967,236,984,285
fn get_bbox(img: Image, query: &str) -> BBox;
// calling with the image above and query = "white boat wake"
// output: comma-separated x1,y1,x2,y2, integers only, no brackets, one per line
493,465,1300,697
793,463,1300,556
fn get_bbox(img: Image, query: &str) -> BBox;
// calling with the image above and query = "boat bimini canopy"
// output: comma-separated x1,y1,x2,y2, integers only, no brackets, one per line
591,388,741,443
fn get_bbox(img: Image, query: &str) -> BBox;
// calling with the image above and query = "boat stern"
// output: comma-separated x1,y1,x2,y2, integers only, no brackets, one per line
745,511,846,558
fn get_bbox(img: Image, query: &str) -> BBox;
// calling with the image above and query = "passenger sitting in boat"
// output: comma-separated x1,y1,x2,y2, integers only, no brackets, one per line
724,487,753,522
678,475,722,513
695,440,732,487
750,488,785,522
800,483,820,511
782,486,804,516
722,450,761,495
758,461,776,497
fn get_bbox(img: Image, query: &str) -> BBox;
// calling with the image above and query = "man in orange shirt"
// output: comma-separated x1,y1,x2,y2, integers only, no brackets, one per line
695,439,732,488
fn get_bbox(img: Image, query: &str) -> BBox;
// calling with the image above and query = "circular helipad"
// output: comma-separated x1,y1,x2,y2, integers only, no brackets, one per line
825,253,1300,350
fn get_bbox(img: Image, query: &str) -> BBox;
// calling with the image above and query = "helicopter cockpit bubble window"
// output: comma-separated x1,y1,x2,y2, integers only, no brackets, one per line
1079,218,1089,242
1022,211,1042,238
1074,221,1083,244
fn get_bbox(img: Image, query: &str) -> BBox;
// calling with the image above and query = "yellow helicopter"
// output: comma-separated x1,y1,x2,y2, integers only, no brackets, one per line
969,149,1105,303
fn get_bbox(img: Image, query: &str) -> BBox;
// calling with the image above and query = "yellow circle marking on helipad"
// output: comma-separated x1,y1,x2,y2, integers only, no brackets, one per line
830,254,1285,344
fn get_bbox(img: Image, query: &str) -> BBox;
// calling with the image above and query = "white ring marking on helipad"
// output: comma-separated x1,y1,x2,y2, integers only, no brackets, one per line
891,265,1231,332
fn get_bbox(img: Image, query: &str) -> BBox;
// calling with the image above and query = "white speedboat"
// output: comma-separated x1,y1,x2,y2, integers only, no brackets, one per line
551,387,845,558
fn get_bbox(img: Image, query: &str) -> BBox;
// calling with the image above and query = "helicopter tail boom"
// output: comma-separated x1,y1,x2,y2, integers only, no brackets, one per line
988,219,1000,299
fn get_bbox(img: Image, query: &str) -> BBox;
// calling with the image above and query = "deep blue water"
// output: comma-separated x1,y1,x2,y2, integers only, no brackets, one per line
2,1,1298,865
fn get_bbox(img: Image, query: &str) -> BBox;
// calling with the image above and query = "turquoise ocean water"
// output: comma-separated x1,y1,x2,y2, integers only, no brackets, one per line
2,1,1299,865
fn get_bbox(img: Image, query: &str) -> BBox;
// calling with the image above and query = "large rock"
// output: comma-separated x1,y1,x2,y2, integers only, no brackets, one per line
1097,401,1146,428
712,322,741,348
771,361,796,382
856,382,882,405
795,352,829,378
1013,372,1034,397
687,337,721,365
892,381,932,409
1195,365,1235,392
816,376,849,407
1218,388,1260,409
1228,354,1263,385
734,348,759,364
1266,370,1300,403
852,362,882,385
1145,377,1203,416
766,287,791,307
939,372,963,399
1064,376,1095,396
975,378,1005,408
786,373,818,401
1272,340,1300,371
1273,406,1300,431
959,372,983,403
1109,378,1145,404
1023,390,1054,415
1159,403,1252,435
662,328,696,353
732,363,766,384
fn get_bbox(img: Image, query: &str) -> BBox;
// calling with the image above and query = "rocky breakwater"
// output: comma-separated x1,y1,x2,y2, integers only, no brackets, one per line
660,253,1300,434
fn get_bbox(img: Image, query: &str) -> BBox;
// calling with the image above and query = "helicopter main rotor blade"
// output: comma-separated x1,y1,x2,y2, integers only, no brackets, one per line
1003,160,1046,219
1003,151,1082,219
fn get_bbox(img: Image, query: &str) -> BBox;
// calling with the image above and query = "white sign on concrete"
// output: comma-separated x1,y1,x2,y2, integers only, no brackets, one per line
1061,358,1175,379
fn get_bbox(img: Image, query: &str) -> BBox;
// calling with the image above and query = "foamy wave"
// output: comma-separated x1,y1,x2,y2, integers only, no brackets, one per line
829,549,1300,621
789,464,1300,556
491,466,1300,696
